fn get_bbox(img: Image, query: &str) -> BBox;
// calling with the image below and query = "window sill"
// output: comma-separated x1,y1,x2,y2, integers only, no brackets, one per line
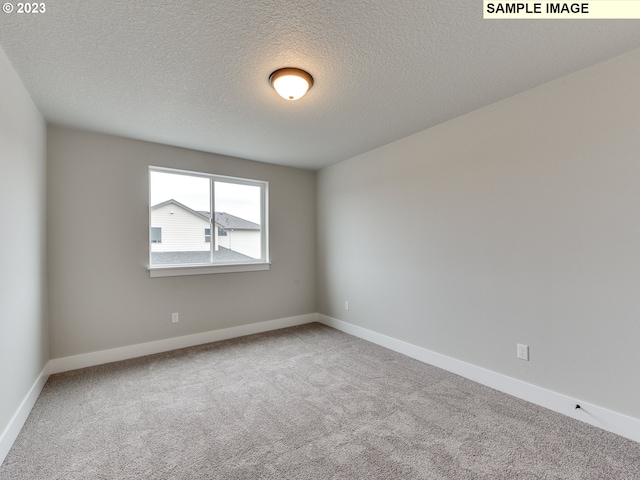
148,262,270,278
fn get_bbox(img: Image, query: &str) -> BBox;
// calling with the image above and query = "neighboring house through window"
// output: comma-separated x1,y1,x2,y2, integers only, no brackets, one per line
148,166,268,276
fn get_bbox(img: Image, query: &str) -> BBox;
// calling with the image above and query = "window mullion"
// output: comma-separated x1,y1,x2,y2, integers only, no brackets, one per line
210,178,215,264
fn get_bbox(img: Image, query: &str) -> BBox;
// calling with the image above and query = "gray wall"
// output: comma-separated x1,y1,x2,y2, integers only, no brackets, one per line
47,127,316,358
317,48,640,420
0,48,48,433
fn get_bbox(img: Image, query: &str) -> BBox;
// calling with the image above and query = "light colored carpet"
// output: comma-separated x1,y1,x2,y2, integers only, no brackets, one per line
1,323,639,479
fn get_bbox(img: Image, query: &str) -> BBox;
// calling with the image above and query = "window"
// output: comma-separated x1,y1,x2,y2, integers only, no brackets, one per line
150,227,162,243
149,166,269,277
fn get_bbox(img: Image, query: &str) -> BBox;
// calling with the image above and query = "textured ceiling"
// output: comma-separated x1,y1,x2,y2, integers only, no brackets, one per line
1,1,640,170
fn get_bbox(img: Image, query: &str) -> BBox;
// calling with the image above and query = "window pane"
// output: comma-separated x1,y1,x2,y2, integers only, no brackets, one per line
150,227,162,243
150,171,211,265
213,181,262,261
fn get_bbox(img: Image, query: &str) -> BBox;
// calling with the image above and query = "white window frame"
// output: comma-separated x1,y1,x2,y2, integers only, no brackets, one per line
148,166,269,277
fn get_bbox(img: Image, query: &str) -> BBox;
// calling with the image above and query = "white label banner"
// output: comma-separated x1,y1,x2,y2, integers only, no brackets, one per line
484,1,640,18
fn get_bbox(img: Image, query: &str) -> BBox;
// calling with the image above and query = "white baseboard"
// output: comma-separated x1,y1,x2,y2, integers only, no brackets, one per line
318,314,640,444
50,313,317,374
0,363,50,465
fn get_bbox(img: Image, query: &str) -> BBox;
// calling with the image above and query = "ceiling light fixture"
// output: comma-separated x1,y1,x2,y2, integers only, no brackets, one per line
269,68,314,101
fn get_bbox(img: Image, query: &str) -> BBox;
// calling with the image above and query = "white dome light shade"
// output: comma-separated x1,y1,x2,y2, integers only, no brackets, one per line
269,68,314,101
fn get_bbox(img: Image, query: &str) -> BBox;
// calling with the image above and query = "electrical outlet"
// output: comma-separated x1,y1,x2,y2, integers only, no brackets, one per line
517,343,529,361
172,312,179,324
345,301,349,311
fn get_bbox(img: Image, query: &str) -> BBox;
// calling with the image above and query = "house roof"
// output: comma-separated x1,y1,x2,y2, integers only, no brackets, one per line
214,212,260,231
151,247,253,265
151,199,210,222
152,199,260,230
